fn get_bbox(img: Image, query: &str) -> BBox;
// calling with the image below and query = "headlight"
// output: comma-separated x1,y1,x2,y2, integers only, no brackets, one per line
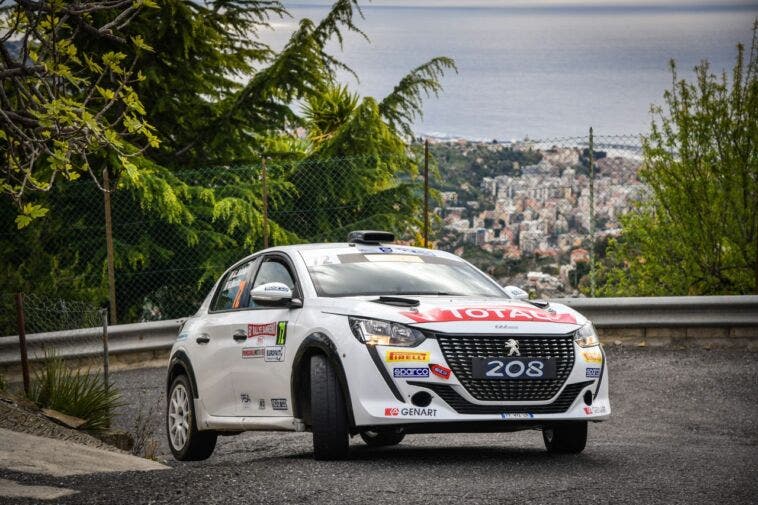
574,322,600,347
349,317,426,347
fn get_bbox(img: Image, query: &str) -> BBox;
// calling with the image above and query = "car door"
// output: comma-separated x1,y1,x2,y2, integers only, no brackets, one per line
192,257,258,417
230,253,304,416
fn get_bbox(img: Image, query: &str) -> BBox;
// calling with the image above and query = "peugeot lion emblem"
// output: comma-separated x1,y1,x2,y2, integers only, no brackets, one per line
504,338,520,356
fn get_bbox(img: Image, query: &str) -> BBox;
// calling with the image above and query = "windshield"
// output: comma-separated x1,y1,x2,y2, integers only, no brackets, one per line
302,251,505,298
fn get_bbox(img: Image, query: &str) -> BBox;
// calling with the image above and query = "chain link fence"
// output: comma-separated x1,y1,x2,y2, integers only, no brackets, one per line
0,294,109,391
1,130,646,333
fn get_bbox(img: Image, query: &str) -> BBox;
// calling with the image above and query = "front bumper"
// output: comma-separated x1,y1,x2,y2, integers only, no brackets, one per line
344,330,611,427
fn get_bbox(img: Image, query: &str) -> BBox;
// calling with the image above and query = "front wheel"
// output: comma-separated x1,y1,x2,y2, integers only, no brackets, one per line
360,429,405,447
542,421,587,454
310,354,350,460
167,375,217,461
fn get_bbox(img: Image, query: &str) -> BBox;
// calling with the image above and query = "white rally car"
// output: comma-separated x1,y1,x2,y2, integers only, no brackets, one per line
165,231,610,461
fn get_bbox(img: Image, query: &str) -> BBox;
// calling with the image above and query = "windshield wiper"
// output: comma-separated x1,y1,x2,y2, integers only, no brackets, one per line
371,296,420,307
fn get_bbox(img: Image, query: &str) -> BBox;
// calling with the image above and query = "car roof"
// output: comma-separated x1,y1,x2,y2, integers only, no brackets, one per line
231,242,461,269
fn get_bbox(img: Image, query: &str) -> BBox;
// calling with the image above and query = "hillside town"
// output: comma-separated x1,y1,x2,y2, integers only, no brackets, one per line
433,141,644,297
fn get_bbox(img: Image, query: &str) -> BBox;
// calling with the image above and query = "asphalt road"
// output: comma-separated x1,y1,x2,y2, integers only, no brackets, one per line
2,347,756,504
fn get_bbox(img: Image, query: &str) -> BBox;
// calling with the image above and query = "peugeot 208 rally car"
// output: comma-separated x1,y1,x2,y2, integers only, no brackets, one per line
166,231,609,461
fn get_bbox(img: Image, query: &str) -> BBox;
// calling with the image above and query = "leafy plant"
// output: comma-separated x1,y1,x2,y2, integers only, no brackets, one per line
597,23,757,296
29,351,122,432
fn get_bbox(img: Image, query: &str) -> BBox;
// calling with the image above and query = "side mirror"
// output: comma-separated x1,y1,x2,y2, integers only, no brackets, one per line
504,285,529,300
250,282,293,303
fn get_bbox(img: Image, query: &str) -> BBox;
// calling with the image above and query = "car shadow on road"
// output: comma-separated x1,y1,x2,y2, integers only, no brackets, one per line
285,444,615,468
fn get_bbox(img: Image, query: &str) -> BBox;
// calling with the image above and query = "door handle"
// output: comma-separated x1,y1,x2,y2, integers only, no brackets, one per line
196,334,210,344
233,330,247,342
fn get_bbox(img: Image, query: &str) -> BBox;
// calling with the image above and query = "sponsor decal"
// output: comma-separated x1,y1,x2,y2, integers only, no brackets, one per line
240,393,251,409
400,306,577,325
429,363,452,379
271,398,288,411
583,405,608,415
276,321,288,345
264,284,289,292
384,407,438,417
586,367,601,378
386,350,431,363
500,413,534,419
393,367,430,378
264,346,285,362
258,399,266,410
248,322,277,343
176,333,188,341
378,247,393,253
242,347,264,359
582,350,603,364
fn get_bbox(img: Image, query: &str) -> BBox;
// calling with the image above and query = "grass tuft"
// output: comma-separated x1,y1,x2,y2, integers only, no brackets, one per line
28,351,122,432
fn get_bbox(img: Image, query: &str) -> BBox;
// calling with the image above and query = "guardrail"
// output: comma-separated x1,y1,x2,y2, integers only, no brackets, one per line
1,296,757,367
0,319,185,366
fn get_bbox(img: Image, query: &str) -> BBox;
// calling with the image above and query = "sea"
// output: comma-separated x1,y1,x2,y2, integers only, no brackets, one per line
263,2,757,141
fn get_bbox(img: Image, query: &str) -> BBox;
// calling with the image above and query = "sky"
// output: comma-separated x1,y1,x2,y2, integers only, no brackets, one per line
284,0,758,7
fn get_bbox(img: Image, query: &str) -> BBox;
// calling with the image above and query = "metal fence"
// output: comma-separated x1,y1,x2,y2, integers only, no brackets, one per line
1,293,109,394
0,130,645,329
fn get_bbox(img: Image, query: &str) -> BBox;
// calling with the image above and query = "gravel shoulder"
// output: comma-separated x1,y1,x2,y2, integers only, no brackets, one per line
1,347,756,504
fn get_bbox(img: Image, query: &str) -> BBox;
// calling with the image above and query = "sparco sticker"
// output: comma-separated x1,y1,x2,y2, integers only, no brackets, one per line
384,407,437,417
586,367,601,378
393,367,430,378
386,351,431,363
400,306,577,324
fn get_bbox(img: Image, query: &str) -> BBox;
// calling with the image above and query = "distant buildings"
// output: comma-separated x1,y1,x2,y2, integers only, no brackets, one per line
438,145,644,296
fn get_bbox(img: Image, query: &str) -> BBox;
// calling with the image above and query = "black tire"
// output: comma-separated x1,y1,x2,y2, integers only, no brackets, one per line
310,354,350,460
360,429,405,447
166,375,217,461
542,421,587,454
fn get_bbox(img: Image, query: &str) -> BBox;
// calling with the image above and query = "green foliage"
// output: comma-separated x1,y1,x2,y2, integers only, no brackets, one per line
1,0,455,320
29,352,122,432
0,0,160,226
597,26,757,296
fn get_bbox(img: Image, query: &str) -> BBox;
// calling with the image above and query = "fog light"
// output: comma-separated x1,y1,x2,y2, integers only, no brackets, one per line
583,390,593,406
411,391,432,407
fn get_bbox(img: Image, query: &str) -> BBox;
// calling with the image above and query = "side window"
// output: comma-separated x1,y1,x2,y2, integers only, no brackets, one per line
212,261,254,311
253,259,296,291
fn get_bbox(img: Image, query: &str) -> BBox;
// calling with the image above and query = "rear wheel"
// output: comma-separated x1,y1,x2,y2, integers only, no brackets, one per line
542,421,587,454
167,375,217,461
310,354,350,460
360,429,405,447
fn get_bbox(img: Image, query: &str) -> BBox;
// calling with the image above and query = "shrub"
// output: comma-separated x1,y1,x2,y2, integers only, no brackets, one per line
29,352,122,431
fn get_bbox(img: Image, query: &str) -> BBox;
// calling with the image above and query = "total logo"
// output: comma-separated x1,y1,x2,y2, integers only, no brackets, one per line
400,306,577,324
384,407,438,417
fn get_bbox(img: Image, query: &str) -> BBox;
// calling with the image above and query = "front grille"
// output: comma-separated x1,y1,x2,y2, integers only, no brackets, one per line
435,333,575,401
407,381,593,415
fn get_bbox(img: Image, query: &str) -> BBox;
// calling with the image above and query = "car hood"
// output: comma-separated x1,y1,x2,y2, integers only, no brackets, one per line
318,296,586,335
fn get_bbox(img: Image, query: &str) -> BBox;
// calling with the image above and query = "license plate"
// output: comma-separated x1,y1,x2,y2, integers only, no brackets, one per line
471,357,556,379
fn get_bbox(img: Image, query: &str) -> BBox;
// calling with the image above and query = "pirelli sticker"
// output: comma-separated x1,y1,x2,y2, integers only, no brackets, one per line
386,350,430,363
